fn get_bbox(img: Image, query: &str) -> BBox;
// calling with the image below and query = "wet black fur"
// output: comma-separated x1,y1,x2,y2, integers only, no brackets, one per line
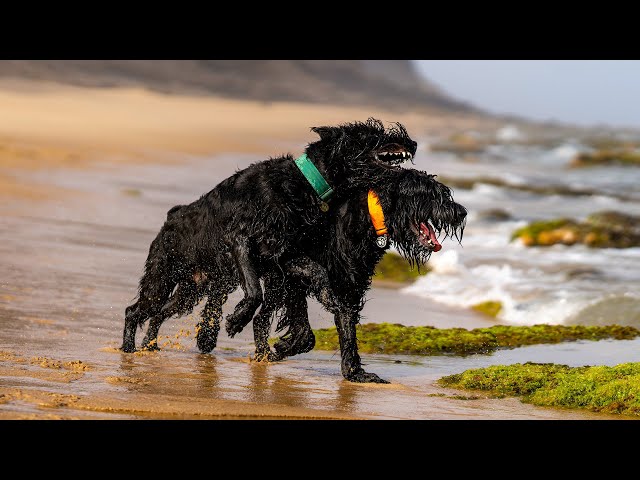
121,118,418,359
239,168,467,383
129,167,467,383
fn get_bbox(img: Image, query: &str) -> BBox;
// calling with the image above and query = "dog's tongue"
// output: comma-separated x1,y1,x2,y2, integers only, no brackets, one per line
420,222,442,252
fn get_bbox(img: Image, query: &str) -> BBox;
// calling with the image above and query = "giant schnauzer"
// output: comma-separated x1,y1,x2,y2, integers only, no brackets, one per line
134,167,467,383
121,118,417,355
230,168,467,383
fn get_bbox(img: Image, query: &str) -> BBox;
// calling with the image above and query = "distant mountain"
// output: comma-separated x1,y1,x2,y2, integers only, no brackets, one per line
0,60,477,113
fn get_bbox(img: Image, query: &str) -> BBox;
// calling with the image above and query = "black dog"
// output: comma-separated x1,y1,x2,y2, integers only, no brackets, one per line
233,168,467,383
142,168,467,383
121,118,417,354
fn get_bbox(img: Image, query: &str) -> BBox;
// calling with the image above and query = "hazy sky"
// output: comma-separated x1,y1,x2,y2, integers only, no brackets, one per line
413,60,640,128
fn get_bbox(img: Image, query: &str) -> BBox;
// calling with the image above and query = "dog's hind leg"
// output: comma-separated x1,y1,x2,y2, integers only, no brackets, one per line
141,281,197,350
252,273,283,362
122,290,174,352
225,239,263,337
122,301,147,352
121,232,177,352
195,290,227,354
141,313,169,351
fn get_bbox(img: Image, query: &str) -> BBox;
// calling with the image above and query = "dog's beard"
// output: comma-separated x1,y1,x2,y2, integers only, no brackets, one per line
386,197,467,270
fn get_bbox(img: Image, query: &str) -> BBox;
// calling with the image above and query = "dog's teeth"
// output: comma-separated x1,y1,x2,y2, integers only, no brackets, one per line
401,152,406,158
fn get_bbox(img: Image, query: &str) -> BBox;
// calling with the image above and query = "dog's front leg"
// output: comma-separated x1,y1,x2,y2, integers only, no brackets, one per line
334,309,389,384
286,256,346,314
271,287,315,360
273,256,341,359
225,239,263,337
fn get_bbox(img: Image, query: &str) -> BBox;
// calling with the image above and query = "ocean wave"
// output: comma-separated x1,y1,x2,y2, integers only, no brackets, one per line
549,144,581,161
402,249,640,326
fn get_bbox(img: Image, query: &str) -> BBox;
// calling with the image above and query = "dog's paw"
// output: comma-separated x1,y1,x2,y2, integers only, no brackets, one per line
141,343,160,352
345,370,390,384
294,331,315,355
120,343,137,353
273,330,315,357
224,315,245,338
196,320,219,353
267,351,285,362
252,349,273,363
272,337,292,355
196,332,217,353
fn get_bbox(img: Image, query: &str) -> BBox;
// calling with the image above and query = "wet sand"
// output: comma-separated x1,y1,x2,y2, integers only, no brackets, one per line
0,83,626,419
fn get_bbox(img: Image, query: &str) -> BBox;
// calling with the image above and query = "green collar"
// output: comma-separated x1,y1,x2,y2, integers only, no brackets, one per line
294,153,334,202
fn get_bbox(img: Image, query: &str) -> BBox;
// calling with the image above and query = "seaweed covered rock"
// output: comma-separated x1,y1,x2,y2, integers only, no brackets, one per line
471,301,503,318
311,323,640,356
571,149,640,167
512,211,640,248
314,323,498,356
439,362,640,416
373,252,429,285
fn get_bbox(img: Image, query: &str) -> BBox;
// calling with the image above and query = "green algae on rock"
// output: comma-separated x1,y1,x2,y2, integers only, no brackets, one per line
373,252,429,284
471,301,503,318
571,149,640,167
312,323,640,356
511,211,640,248
314,323,498,356
438,362,640,416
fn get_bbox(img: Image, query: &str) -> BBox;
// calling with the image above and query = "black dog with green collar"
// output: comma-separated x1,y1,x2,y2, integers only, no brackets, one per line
121,118,429,383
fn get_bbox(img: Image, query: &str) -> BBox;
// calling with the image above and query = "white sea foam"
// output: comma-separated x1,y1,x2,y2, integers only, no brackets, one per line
497,172,528,185
404,260,597,326
549,144,580,162
417,138,640,327
496,125,525,142
404,240,640,326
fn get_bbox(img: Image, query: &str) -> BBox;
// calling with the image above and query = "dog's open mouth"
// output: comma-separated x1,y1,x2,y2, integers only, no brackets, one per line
375,143,413,167
413,221,442,252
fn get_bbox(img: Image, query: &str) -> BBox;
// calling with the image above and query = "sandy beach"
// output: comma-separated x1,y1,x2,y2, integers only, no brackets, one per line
0,81,625,419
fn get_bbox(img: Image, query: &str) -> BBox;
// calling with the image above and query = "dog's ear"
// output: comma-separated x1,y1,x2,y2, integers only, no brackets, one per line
311,126,339,141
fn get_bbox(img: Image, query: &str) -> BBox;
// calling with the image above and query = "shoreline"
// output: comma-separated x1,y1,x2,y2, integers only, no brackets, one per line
0,79,498,203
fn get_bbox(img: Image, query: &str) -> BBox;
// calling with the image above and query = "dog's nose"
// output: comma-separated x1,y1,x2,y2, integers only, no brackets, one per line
411,141,418,154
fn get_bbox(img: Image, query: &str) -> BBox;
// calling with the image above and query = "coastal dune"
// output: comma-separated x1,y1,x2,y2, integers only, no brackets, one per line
0,80,490,173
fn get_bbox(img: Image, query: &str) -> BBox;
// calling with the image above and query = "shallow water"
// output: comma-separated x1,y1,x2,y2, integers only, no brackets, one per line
0,152,636,419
